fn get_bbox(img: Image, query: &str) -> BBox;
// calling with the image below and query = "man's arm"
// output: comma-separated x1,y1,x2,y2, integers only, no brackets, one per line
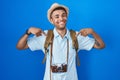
16,27,46,50
78,28,105,49
16,34,29,50
91,31,105,49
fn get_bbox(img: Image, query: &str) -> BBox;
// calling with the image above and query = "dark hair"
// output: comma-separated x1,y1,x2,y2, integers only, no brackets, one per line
50,7,67,18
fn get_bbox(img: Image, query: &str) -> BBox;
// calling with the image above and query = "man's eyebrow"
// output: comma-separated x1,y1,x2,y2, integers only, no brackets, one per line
63,13,67,15
54,14,59,17
52,12,67,17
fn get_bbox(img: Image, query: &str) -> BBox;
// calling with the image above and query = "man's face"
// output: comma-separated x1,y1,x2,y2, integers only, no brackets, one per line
50,9,67,30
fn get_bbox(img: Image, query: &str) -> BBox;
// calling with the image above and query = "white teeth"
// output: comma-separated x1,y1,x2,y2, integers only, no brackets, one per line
59,22,64,24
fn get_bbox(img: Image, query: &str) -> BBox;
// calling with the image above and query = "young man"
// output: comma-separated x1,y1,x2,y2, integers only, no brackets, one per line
16,3,105,80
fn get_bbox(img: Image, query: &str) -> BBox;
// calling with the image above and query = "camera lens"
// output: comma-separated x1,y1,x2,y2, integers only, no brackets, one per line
57,67,62,71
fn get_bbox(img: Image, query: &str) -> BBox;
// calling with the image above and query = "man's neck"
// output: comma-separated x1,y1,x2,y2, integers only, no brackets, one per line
56,28,67,38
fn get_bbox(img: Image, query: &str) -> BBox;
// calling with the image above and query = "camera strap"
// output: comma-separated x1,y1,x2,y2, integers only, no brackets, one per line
50,38,69,80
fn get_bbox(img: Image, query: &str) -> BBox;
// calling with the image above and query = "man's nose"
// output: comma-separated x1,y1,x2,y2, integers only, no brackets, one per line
59,16,64,20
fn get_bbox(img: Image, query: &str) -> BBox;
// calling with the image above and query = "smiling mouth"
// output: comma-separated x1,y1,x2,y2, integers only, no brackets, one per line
59,21,66,25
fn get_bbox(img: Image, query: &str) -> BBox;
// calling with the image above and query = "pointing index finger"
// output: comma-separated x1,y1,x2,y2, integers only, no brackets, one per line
76,32,81,37
42,31,47,36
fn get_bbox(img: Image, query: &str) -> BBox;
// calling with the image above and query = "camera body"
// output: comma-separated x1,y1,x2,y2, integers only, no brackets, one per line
51,63,67,73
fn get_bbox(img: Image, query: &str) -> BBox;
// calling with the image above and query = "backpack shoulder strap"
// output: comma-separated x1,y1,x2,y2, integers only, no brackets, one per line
70,30,78,51
44,30,54,51
42,30,54,64
70,30,80,66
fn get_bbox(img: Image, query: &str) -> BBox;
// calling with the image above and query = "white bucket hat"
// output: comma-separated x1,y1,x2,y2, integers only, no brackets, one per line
47,3,69,23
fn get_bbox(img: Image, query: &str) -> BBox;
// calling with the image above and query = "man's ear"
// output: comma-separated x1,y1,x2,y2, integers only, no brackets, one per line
50,18,53,24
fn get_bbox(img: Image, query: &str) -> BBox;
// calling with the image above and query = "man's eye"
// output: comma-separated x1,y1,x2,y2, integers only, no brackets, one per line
62,14,67,17
55,16,59,18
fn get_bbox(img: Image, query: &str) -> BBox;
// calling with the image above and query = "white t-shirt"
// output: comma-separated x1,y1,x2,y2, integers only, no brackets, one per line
27,28,95,80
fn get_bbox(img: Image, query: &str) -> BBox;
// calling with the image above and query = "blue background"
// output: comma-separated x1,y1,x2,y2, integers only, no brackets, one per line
1,0,120,80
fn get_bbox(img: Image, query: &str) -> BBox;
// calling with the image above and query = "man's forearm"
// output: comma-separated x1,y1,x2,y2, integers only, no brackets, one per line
91,31,105,49
16,34,29,50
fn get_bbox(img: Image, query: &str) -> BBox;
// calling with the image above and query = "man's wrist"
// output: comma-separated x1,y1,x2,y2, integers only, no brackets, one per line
25,29,31,35
92,31,96,35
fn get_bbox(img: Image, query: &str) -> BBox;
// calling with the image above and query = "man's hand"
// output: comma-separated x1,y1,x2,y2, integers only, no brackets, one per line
77,28,105,49
28,27,47,37
16,27,47,50
77,28,94,36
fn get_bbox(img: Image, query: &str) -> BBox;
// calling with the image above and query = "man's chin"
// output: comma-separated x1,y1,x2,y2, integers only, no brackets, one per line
59,26,66,30
55,24,66,30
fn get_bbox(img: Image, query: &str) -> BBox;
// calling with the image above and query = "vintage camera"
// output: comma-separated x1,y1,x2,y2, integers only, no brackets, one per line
51,63,67,73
